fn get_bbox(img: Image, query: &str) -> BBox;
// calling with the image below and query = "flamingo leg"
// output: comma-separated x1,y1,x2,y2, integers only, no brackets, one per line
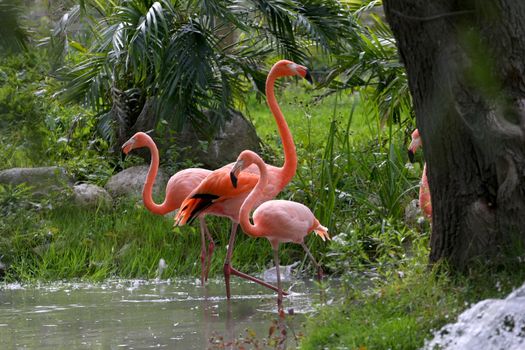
301,242,323,281
201,218,215,282
198,218,208,285
223,223,288,299
273,247,283,311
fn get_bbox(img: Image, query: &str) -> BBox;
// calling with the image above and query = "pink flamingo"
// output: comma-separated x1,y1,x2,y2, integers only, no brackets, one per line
175,60,313,298
121,132,216,283
230,150,330,311
408,129,432,220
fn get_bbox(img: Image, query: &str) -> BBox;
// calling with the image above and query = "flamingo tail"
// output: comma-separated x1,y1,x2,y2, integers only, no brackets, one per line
175,194,218,226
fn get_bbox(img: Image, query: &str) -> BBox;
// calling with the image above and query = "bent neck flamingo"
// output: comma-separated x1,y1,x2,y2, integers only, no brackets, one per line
230,150,330,311
122,132,215,283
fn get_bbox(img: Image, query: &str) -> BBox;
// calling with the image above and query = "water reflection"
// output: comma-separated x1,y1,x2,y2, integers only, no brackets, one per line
0,278,330,349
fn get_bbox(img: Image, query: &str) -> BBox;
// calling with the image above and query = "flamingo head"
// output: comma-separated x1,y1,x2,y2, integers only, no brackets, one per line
271,60,313,84
229,150,260,188
122,132,150,154
408,129,422,163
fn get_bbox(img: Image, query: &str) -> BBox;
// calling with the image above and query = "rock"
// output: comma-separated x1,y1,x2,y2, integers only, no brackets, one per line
73,183,112,208
0,166,74,197
422,282,525,350
174,110,260,169
105,165,169,198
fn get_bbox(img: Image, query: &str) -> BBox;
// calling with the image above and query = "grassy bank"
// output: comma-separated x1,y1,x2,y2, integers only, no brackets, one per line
300,247,525,349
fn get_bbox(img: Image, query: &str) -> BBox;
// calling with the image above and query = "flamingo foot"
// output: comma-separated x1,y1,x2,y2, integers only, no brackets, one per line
223,263,289,298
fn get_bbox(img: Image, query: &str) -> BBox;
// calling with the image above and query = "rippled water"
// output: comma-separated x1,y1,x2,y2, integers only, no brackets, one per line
0,278,330,349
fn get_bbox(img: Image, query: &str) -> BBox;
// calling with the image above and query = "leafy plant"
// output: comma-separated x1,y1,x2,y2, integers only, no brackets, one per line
48,0,352,149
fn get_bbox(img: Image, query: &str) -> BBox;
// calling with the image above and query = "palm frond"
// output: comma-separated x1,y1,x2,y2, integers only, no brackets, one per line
0,0,29,53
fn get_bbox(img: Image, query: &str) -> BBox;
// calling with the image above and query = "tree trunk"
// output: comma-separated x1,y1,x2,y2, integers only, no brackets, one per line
383,0,525,268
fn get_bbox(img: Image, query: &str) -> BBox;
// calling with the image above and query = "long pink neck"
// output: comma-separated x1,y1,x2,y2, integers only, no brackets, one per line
239,155,268,237
266,68,297,189
142,138,170,215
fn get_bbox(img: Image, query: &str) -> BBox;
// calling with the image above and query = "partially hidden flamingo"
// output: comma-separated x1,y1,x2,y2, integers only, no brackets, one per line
174,60,313,299
408,129,432,221
229,150,330,311
121,132,215,283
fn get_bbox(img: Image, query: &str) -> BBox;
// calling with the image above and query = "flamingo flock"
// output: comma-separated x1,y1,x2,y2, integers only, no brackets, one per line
122,60,431,312
123,60,329,311
121,60,431,312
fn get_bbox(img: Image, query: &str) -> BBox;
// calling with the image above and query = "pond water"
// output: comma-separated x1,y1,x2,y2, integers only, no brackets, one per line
0,277,332,349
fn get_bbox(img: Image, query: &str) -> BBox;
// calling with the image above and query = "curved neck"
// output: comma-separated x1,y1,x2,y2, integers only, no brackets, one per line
239,156,268,237
266,69,297,188
142,138,169,214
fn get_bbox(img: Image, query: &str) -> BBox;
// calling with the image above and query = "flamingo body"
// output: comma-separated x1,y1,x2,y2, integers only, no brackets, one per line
251,200,328,247
121,132,215,283
408,129,432,220
230,150,329,310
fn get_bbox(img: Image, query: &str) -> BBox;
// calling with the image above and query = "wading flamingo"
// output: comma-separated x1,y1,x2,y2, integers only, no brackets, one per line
175,60,312,298
229,150,330,311
121,132,215,283
408,129,432,220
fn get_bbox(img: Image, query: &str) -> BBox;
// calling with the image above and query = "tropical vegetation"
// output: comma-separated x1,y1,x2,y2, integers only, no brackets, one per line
1,0,524,349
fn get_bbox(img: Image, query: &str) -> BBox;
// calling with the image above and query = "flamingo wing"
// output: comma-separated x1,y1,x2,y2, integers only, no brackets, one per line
175,168,258,225
164,168,212,209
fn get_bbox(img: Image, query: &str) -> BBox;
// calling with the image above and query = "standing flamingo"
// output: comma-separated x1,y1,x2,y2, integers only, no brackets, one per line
229,150,330,311
408,129,432,220
175,60,312,298
121,132,216,283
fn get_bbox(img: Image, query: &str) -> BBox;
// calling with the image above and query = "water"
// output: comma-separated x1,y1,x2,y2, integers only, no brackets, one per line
0,278,329,349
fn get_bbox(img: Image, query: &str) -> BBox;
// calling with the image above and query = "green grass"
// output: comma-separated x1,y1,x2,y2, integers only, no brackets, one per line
0,196,318,281
244,84,377,149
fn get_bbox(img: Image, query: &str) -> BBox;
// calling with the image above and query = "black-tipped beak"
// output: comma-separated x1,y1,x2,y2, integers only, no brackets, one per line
408,150,415,163
304,70,313,84
230,171,238,188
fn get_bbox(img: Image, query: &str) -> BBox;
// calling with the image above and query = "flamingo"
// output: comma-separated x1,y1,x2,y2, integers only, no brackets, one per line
229,150,330,311
175,59,312,298
407,129,432,220
121,132,216,283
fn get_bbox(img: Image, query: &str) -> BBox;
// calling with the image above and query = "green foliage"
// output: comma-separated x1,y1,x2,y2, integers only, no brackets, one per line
0,0,28,53
0,52,113,184
48,0,352,146
322,0,412,126
0,199,279,281
300,243,525,349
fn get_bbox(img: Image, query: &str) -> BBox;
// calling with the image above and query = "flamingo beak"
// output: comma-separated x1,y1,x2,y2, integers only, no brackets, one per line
304,69,313,84
408,149,415,163
229,159,244,188
122,138,135,155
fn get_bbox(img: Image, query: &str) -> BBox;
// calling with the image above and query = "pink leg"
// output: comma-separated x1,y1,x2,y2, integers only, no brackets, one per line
301,242,323,280
223,222,288,299
203,220,214,282
273,247,283,311
198,218,208,285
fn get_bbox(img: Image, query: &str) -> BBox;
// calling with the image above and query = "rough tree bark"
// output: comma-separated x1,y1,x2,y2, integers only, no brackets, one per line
383,0,525,268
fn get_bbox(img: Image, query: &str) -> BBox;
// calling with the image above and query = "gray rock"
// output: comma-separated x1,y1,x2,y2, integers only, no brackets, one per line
422,282,525,350
105,165,168,198
0,166,74,197
175,110,260,169
73,183,112,208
